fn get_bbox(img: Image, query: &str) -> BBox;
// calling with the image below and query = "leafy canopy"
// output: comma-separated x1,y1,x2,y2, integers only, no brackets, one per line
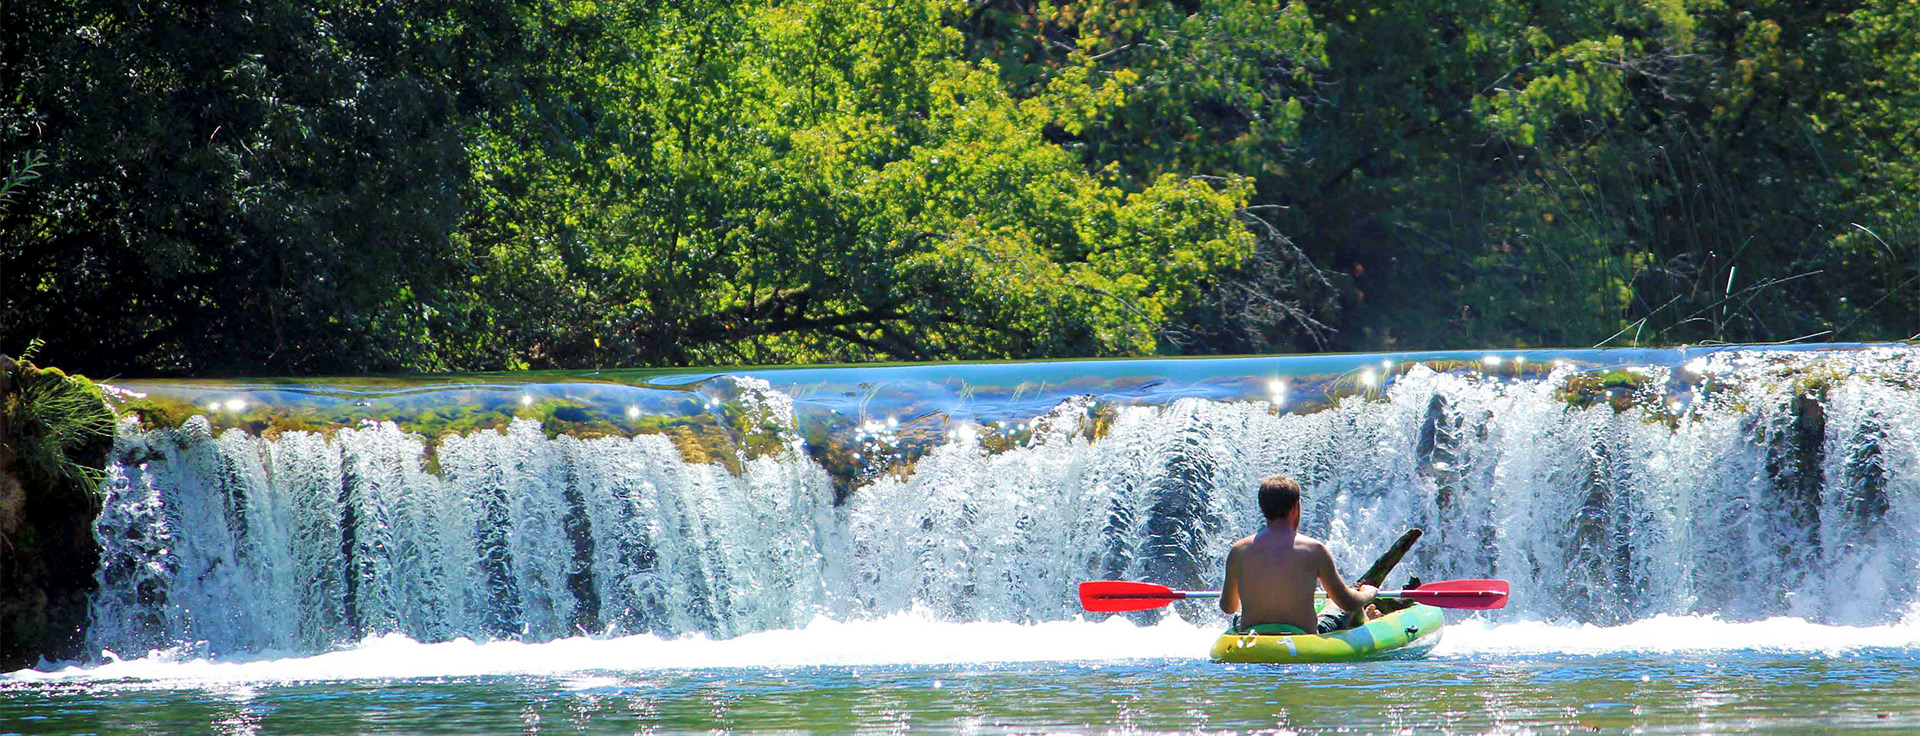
4,0,1916,375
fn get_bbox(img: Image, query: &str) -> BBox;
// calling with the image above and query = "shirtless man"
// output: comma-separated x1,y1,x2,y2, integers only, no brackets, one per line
1219,475,1376,635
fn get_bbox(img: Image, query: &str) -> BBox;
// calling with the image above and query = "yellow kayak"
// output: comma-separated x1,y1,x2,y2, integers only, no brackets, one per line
1210,604,1444,663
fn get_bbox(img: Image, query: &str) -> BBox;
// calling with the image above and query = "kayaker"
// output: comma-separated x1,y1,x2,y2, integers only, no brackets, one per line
1219,474,1377,635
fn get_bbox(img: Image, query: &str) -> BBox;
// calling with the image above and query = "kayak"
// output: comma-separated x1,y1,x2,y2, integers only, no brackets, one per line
1210,603,1444,663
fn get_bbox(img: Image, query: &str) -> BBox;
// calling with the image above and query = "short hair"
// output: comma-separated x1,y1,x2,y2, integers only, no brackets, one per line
1258,475,1302,521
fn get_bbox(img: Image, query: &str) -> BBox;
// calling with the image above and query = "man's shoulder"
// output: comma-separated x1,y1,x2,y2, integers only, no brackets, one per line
1293,534,1329,553
1229,533,1259,551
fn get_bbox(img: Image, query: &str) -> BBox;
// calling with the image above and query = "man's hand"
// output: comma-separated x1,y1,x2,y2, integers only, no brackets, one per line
1355,583,1378,606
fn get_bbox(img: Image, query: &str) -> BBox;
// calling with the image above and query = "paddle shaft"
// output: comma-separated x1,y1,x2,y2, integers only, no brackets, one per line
1082,589,1460,601
1078,578,1510,611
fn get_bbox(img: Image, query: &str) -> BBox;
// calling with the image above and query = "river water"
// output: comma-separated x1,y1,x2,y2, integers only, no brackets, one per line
4,345,1918,733
7,615,1920,733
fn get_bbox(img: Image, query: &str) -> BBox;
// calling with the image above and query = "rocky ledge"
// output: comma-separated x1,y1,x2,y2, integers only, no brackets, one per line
0,355,114,670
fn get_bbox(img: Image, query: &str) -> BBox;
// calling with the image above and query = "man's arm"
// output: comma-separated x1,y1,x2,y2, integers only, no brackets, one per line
1315,544,1376,613
1220,546,1241,615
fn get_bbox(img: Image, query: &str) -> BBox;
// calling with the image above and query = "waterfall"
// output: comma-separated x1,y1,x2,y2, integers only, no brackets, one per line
85,349,1920,657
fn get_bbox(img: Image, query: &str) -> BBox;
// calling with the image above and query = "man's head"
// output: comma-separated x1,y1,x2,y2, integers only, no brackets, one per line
1258,474,1302,525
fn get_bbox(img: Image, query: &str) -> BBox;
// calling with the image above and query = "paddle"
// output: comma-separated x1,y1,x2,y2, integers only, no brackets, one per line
1357,529,1422,589
1078,578,1510,612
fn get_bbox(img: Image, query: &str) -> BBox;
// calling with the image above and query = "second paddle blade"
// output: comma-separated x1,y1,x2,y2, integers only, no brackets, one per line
1078,581,1184,612
1398,578,1511,610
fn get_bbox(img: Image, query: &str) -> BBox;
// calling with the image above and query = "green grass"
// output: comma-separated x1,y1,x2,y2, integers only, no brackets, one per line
4,357,116,507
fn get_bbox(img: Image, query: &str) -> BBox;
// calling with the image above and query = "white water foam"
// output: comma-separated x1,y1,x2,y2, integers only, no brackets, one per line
11,613,1919,685
6,612,1210,684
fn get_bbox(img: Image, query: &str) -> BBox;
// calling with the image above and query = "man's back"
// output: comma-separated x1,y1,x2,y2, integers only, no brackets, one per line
1222,527,1328,632
1220,474,1373,633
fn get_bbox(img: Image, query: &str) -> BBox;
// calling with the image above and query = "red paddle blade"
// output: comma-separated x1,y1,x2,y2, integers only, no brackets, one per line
1393,578,1510,610
1079,581,1185,612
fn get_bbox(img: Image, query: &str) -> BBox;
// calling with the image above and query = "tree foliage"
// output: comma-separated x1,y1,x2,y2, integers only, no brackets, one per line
0,0,523,373
2,0,1915,376
462,0,1265,368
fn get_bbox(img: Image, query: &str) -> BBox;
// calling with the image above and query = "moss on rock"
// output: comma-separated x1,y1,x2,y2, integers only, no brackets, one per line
1558,368,1656,411
1,355,115,670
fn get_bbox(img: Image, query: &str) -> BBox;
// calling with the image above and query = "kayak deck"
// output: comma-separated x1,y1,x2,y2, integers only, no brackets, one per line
1210,604,1444,663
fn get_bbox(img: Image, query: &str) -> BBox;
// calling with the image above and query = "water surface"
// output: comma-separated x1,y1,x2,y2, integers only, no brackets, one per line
10,616,1919,734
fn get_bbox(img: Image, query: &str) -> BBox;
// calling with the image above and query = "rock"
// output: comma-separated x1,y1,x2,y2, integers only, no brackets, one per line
0,355,113,671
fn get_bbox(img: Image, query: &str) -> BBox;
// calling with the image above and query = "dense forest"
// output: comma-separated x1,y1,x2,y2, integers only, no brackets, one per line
2,0,1915,376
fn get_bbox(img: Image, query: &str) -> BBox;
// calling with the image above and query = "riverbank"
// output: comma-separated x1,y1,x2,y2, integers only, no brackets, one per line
0,354,114,669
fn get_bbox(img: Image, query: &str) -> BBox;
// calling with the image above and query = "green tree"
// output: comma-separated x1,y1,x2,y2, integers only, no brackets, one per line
962,0,1343,352
6,0,1915,377
1,0,522,374
963,0,1919,349
468,0,1260,368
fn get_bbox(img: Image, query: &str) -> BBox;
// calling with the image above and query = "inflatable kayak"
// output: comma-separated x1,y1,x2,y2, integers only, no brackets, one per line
1210,603,1444,663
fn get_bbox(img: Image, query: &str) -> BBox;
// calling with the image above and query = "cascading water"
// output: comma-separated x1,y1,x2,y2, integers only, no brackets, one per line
82,346,1919,659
